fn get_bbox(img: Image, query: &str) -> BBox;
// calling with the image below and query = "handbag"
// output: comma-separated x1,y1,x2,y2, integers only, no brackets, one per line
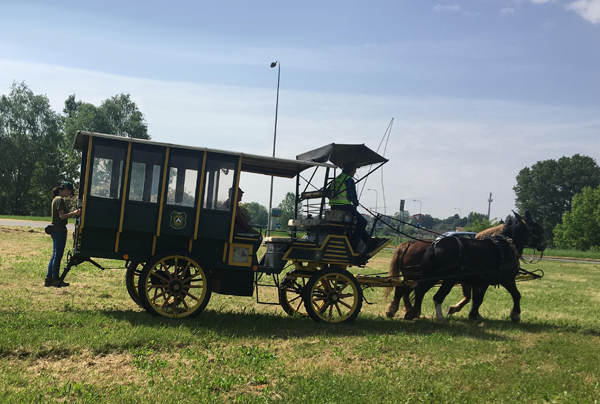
44,224,54,235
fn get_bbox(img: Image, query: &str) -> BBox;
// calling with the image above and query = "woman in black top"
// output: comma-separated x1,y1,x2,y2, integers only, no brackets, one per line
45,182,80,287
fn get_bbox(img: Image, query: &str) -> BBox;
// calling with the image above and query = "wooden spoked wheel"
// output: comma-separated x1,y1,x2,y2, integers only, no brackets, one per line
303,267,363,324
279,273,309,317
125,261,143,306
138,253,212,319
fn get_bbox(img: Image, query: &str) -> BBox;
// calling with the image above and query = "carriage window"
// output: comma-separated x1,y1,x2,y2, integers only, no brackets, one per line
203,160,236,210
90,146,125,199
167,156,199,207
129,150,162,203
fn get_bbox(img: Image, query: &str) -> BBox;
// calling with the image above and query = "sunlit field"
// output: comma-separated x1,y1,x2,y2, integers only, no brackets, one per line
1,225,599,403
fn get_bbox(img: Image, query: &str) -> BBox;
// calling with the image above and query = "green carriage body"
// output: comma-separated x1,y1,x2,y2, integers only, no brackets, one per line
67,131,391,322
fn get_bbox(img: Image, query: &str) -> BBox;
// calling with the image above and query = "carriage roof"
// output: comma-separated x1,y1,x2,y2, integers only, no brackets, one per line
73,131,335,179
296,143,388,169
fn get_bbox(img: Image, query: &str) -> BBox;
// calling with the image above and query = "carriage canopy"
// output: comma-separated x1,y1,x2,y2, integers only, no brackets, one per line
296,143,388,169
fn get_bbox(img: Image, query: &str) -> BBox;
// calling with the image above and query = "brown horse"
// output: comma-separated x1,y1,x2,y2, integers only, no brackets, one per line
384,223,507,318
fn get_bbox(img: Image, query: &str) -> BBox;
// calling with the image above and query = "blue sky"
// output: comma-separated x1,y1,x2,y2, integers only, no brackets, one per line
1,0,599,221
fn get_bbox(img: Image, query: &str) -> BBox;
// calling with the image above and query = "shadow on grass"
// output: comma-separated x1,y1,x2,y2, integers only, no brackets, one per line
95,307,595,342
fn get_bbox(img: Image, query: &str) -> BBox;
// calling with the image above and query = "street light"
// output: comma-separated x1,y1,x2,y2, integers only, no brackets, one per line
367,189,378,213
454,207,462,218
413,199,422,238
267,61,280,236
413,199,422,215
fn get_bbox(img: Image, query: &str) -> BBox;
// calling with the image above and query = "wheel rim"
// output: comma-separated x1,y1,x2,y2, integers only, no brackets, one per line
143,255,208,318
280,276,309,316
308,272,360,323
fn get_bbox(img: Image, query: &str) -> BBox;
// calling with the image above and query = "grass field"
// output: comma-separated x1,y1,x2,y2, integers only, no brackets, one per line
1,225,599,403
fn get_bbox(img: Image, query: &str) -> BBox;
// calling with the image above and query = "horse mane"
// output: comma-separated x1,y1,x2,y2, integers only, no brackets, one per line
475,224,505,239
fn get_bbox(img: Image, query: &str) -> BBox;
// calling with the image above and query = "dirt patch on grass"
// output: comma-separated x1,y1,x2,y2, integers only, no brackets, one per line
25,350,140,386
0,226,50,259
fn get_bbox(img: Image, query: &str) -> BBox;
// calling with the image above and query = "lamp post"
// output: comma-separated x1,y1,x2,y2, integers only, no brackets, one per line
367,189,378,213
413,199,422,216
413,199,422,238
267,61,280,236
454,207,461,218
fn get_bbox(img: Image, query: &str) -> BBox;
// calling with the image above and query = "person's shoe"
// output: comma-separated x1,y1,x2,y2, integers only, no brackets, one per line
52,278,70,287
44,277,53,287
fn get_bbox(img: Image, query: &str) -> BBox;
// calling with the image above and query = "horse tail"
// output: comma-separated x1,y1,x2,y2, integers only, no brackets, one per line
384,242,411,298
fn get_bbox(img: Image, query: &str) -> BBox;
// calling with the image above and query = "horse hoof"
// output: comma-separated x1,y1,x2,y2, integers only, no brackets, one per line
511,314,521,323
385,311,395,318
404,311,416,320
447,306,457,315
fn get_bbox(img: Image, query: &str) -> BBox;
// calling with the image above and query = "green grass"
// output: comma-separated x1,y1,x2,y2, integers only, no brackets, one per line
1,225,600,403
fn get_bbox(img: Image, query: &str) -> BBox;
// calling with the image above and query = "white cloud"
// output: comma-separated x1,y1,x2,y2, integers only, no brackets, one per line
433,5,461,12
501,8,516,14
567,0,600,23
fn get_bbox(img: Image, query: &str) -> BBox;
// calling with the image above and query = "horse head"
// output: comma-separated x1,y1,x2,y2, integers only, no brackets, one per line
509,210,547,252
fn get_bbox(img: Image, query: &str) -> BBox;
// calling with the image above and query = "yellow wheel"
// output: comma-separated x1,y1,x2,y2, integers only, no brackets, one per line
125,261,143,306
138,253,212,319
303,267,363,324
279,272,310,317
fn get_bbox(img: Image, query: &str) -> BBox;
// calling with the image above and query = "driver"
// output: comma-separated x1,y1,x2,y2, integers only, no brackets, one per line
328,162,371,252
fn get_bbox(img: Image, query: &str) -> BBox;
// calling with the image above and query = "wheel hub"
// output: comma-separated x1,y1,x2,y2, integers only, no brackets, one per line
328,292,340,303
169,280,183,294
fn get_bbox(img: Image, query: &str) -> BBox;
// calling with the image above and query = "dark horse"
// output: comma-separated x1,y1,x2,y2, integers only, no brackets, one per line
384,221,508,318
404,211,546,322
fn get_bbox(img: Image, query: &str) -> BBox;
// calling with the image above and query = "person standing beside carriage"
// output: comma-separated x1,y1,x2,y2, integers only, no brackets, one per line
45,182,80,287
329,162,371,252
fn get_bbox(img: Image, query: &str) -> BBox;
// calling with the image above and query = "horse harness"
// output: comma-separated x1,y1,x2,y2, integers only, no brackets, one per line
431,235,521,284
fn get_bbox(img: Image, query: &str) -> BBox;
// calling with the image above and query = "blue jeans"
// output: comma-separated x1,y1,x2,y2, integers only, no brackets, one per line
47,231,67,279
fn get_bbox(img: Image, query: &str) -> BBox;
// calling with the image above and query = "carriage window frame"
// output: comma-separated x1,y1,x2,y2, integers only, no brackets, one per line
89,144,126,200
202,159,237,211
128,149,163,204
166,154,201,208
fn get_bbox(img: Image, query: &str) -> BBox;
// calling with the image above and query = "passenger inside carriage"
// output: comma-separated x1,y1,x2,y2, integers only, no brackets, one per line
223,187,261,236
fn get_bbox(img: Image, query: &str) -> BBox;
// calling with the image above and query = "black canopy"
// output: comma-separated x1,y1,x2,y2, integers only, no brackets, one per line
296,143,388,169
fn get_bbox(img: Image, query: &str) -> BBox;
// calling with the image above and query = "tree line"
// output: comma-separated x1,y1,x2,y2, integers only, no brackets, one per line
2,82,600,250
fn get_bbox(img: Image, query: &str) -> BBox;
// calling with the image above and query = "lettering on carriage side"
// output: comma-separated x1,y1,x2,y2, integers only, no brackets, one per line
170,211,187,230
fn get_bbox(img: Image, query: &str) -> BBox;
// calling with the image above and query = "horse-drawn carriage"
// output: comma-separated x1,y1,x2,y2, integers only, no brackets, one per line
63,131,403,323
63,131,546,324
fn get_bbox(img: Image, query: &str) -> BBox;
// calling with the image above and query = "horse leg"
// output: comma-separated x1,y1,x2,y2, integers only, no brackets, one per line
432,282,455,322
447,285,472,315
404,279,437,320
385,286,402,318
468,285,488,321
501,278,521,322
401,288,414,313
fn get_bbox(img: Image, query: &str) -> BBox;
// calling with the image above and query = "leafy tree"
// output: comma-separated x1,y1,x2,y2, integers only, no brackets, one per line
465,217,500,233
0,82,64,215
63,93,149,142
100,94,150,139
553,186,600,250
278,192,302,231
246,202,268,228
514,155,600,245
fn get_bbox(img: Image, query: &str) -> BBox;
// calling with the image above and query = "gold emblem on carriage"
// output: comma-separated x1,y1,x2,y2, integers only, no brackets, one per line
170,211,187,229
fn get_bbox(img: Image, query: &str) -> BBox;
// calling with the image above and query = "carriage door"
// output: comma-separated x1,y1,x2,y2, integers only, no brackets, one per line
159,149,202,242
119,143,165,254
196,153,239,241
